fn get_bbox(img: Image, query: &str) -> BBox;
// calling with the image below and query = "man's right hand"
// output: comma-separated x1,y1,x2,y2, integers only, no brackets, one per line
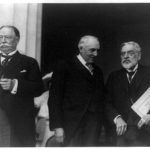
54,128,65,143
116,117,127,136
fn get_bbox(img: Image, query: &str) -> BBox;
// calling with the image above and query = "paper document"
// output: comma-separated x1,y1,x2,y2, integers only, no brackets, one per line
131,87,150,118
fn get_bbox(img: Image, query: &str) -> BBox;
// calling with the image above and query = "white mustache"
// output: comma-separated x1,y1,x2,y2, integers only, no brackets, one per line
0,44,10,47
123,59,131,63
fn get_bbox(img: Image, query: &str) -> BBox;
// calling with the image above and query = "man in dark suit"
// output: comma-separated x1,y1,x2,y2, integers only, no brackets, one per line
0,25,43,146
106,41,150,146
48,35,105,146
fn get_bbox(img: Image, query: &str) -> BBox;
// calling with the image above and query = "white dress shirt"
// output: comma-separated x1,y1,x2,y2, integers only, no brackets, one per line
114,64,139,124
126,64,138,83
77,54,93,75
0,50,18,94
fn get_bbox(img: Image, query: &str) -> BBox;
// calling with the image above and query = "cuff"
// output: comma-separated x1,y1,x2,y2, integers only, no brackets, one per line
114,115,121,124
11,79,18,94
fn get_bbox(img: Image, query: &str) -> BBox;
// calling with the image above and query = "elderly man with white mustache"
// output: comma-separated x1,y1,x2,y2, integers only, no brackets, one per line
0,25,43,147
106,41,150,146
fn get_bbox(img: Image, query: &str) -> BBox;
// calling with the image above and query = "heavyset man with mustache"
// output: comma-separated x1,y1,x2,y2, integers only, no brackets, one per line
0,25,43,146
106,41,150,146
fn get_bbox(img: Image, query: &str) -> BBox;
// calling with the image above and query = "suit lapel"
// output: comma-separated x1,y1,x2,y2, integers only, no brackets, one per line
131,65,146,91
128,65,150,103
131,65,143,87
3,51,22,76
119,66,144,93
73,57,94,81
117,68,129,93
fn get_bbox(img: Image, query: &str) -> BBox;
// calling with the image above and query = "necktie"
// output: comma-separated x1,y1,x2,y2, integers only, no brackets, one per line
1,54,13,67
86,63,94,74
127,71,136,83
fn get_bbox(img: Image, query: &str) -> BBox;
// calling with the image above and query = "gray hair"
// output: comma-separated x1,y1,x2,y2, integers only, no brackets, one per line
78,35,99,50
0,25,20,40
121,41,141,52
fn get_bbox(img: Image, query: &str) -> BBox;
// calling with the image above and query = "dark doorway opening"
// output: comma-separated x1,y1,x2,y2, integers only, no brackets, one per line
41,3,150,80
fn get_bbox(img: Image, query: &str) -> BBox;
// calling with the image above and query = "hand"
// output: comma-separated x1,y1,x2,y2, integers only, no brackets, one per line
0,78,15,91
138,114,150,128
116,117,127,136
54,128,65,143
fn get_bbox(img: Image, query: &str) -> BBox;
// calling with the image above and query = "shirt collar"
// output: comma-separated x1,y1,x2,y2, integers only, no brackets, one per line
0,50,17,56
77,54,87,66
126,64,138,72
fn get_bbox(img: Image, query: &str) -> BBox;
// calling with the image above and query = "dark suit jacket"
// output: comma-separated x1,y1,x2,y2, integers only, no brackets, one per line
105,65,150,137
48,57,105,141
0,51,43,146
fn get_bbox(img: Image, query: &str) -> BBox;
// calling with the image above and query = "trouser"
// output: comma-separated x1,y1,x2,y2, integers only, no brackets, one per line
0,108,10,147
116,126,150,146
66,111,102,147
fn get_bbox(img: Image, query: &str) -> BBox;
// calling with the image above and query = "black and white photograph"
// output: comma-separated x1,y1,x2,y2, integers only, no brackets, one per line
0,1,150,148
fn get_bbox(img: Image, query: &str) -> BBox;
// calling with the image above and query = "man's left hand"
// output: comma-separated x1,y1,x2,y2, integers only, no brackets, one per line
138,114,150,128
0,78,15,91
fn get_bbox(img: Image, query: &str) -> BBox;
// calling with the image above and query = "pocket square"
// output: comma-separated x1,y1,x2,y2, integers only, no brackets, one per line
20,69,27,73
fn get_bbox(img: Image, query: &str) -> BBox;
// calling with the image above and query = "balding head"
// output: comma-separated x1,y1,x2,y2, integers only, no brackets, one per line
0,25,20,54
78,35,100,51
0,25,20,40
78,35,100,63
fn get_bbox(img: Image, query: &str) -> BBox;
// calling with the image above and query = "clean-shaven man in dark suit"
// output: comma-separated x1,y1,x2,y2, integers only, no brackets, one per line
0,25,43,146
48,35,105,146
106,41,150,146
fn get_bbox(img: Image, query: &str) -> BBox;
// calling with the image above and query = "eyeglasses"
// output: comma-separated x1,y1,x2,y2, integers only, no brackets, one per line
121,50,138,57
